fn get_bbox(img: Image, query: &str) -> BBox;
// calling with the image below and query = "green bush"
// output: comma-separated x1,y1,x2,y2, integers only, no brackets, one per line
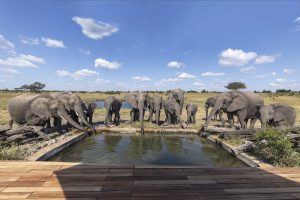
254,127,300,167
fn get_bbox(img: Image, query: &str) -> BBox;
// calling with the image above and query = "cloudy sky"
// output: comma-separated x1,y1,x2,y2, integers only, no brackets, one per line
0,0,299,91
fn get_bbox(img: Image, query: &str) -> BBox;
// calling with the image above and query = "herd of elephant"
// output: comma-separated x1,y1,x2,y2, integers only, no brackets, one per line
6,89,296,135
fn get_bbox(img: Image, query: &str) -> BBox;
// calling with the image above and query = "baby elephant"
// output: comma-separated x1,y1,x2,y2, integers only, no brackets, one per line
82,102,97,124
259,103,296,128
148,95,163,125
186,103,197,125
104,96,122,126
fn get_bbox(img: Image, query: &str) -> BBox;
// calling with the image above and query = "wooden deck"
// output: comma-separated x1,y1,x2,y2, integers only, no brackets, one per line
0,161,299,199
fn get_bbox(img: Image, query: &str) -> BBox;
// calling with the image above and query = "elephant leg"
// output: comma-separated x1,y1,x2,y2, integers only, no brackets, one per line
54,117,63,133
193,114,196,124
130,109,135,123
45,119,51,128
249,118,257,129
157,111,160,125
148,109,153,122
115,112,120,125
26,116,49,126
237,111,247,129
8,119,13,129
227,113,234,128
220,112,226,127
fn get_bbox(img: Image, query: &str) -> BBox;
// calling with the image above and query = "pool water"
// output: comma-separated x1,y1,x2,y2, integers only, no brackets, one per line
49,134,246,167
96,101,132,109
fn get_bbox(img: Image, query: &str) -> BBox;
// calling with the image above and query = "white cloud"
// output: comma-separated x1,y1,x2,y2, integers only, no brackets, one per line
57,69,99,80
154,78,182,86
219,48,257,67
19,36,39,45
1,68,20,74
94,58,121,70
283,68,295,74
0,54,44,68
41,37,65,48
19,54,45,63
254,55,275,64
95,78,110,84
132,76,151,81
78,49,90,55
201,72,225,76
0,35,14,50
116,82,128,87
57,70,70,77
194,82,205,87
240,66,256,74
255,72,276,79
178,72,195,79
71,69,99,80
72,16,118,40
294,17,300,23
167,61,185,69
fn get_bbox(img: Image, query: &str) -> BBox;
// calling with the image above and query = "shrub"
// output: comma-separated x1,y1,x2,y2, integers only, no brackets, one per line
0,143,27,160
254,127,300,167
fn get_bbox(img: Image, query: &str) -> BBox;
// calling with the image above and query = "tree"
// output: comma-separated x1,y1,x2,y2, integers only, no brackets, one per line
225,82,246,90
15,82,45,93
29,82,45,92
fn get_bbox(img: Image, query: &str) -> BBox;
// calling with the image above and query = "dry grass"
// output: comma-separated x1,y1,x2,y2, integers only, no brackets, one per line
1,92,299,128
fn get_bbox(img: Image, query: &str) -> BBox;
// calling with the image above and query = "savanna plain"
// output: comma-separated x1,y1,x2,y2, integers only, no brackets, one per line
1,91,299,129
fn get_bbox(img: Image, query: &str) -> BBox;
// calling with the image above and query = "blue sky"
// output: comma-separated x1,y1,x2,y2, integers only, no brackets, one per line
0,0,299,91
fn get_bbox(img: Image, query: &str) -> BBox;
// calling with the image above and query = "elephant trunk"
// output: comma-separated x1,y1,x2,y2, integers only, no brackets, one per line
205,105,209,120
139,105,144,134
57,107,86,132
155,105,160,125
105,109,109,126
204,100,222,127
75,103,95,133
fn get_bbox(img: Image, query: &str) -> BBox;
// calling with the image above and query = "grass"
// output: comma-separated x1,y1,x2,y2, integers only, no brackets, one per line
1,91,300,129
0,142,28,160
226,136,245,147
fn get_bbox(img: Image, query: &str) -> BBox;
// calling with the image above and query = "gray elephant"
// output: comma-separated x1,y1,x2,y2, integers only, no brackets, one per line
147,95,163,125
8,94,85,132
104,96,122,126
125,91,148,133
82,102,97,124
204,91,264,129
186,103,197,125
259,104,296,128
164,96,185,128
205,96,222,121
168,88,185,114
50,92,95,132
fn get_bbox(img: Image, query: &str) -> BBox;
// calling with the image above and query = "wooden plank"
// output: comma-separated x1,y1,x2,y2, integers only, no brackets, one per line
0,192,31,199
2,186,102,192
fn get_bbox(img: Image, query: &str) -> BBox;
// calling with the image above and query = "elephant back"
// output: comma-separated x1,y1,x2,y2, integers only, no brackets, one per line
8,94,51,124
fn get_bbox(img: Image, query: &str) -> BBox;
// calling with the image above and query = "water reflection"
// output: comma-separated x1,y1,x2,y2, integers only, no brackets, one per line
49,134,246,167
104,135,122,153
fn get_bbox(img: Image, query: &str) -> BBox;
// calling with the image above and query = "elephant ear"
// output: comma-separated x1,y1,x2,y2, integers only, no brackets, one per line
273,105,288,122
125,94,138,109
227,93,247,112
31,98,52,118
59,98,71,111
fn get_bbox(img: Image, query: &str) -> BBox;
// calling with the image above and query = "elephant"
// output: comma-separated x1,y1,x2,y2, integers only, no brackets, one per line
204,91,264,129
205,96,223,121
168,88,185,114
147,95,163,125
82,102,97,124
186,103,197,125
125,91,148,133
164,96,185,128
104,96,122,126
259,104,296,128
205,96,234,127
8,94,85,132
50,92,95,132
